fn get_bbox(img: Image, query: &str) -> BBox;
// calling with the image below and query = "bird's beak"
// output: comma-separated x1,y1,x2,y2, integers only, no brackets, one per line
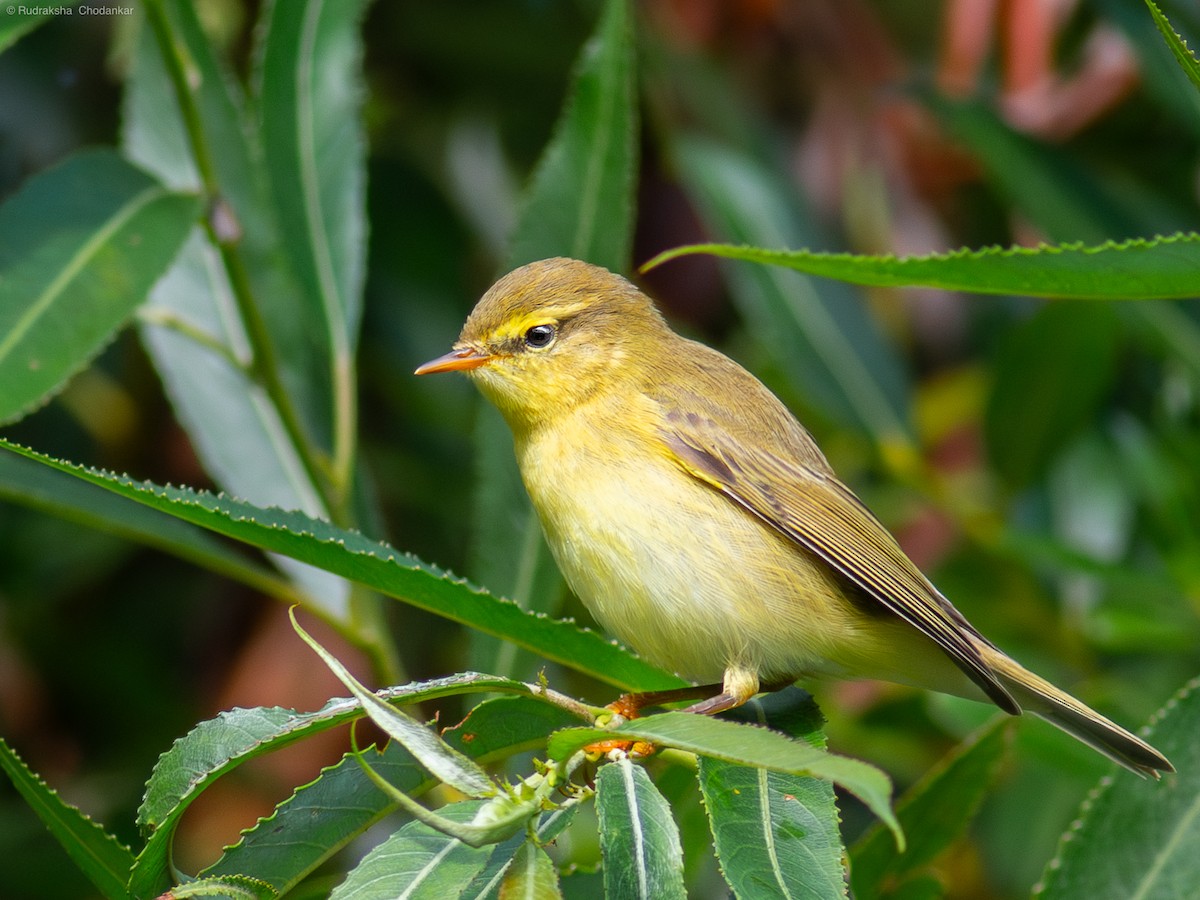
414,346,491,375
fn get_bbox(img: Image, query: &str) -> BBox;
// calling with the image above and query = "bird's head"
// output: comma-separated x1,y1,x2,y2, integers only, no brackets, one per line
416,258,669,431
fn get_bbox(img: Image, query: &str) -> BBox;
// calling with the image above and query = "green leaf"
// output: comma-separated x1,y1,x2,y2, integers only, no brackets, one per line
1096,0,1200,139
162,874,276,899
203,741,425,893
1034,676,1200,899
596,758,687,900
204,696,580,894
291,608,495,796
850,718,1013,898
700,692,847,899
330,799,495,900
0,148,199,425
441,695,589,761
1145,0,1200,91
699,758,846,900
498,841,563,900
0,440,680,694
643,233,1200,301
0,447,302,603
461,807,579,900
985,303,1121,486
0,738,133,900
505,0,637,273
550,711,901,846
670,137,914,448
139,676,535,831
256,0,369,489
130,675,544,897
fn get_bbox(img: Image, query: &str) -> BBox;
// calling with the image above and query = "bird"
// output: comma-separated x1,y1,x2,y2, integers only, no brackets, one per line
415,256,1172,778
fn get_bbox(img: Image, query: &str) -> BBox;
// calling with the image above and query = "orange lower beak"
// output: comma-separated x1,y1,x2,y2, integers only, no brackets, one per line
414,346,491,375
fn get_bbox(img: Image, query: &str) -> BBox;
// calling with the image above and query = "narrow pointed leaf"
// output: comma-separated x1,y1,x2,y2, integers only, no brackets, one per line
499,841,563,899
258,0,369,340
1034,677,1200,900
461,806,579,900
644,233,1200,301
203,741,426,892
0,738,133,900
1145,0,1200,91
505,0,637,273
700,692,847,899
329,799,496,900
257,0,370,490
291,608,495,797
851,718,1013,898
596,758,687,900
0,149,199,424
0,441,679,693
550,711,900,845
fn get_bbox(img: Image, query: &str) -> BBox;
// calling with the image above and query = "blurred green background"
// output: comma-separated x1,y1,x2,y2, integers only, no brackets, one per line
2,0,1199,896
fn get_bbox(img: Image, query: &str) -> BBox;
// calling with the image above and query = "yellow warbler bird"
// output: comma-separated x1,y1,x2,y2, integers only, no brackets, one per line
416,257,1171,777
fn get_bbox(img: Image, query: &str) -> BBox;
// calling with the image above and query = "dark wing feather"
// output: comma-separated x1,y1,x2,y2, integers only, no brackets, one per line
659,409,1018,714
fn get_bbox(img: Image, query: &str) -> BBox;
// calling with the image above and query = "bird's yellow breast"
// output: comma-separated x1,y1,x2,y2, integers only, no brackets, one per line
512,393,868,684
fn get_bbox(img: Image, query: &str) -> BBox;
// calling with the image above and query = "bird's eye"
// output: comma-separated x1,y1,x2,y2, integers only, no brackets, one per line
524,324,556,349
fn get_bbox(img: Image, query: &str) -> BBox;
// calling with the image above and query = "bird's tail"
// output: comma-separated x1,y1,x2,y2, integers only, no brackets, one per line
980,646,1172,778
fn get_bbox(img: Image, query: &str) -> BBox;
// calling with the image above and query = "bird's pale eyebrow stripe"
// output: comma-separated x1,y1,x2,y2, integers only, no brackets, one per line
491,301,593,342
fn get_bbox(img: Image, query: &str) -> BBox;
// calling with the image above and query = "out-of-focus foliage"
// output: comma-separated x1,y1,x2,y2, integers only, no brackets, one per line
1,0,1198,897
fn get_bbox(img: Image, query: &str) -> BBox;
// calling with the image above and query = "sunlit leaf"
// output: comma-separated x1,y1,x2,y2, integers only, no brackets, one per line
291,608,495,796
550,711,901,845
644,233,1200,301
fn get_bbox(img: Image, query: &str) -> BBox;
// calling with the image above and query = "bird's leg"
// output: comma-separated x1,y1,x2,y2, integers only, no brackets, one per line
608,668,763,719
680,666,760,715
606,682,725,720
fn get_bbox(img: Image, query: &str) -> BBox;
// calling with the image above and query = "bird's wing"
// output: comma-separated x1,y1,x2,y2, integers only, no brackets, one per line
659,408,1018,714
